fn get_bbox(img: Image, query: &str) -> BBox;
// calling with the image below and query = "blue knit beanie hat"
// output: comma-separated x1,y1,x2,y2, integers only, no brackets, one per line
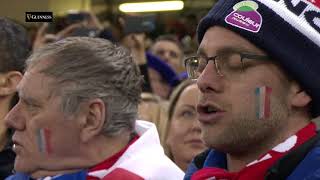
197,0,320,117
146,52,180,87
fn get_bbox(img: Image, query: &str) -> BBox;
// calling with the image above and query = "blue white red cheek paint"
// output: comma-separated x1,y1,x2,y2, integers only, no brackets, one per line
37,128,52,154
255,86,272,119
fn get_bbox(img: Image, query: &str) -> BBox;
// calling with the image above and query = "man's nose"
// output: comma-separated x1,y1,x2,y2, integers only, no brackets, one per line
197,61,224,93
4,104,25,131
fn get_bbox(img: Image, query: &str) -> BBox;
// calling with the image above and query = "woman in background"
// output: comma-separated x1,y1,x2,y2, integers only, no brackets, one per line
165,80,207,171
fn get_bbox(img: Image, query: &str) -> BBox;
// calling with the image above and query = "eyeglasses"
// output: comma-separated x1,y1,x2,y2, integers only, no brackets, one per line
184,51,269,80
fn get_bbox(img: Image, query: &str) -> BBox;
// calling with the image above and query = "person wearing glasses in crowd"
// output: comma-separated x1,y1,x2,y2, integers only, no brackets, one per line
183,0,320,179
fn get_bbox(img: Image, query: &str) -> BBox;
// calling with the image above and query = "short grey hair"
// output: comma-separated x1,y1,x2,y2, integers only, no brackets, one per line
26,37,143,136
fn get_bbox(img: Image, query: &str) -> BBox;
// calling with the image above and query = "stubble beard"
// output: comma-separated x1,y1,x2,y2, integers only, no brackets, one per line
202,95,289,155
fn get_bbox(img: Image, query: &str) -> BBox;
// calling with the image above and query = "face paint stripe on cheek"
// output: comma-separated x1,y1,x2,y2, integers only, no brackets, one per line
255,87,260,119
37,129,45,153
44,128,52,154
264,87,272,118
255,86,272,119
37,128,52,154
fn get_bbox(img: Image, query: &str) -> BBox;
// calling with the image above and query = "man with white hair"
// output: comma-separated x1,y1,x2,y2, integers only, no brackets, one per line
5,37,184,179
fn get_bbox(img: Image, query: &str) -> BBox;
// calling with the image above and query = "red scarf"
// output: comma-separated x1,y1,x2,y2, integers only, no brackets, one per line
192,123,316,180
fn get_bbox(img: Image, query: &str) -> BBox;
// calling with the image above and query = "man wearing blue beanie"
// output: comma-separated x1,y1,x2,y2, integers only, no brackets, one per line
184,0,320,179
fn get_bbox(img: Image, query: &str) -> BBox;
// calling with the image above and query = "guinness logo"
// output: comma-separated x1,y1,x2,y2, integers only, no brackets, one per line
26,12,53,22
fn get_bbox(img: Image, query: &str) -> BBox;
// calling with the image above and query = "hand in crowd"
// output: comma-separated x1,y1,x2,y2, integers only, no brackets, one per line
85,11,103,30
32,11,103,51
33,22,86,50
122,33,147,65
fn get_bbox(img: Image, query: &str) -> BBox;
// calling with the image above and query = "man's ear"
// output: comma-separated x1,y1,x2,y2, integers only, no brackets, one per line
79,98,106,143
0,71,23,96
289,81,311,108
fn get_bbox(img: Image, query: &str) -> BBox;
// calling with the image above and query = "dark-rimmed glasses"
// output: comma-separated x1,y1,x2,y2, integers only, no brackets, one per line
184,51,269,80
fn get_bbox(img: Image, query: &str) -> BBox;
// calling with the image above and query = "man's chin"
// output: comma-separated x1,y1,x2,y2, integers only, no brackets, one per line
14,163,50,179
201,128,222,147
201,132,233,152
14,158,37,174
14,164,34,174
201,135,218,149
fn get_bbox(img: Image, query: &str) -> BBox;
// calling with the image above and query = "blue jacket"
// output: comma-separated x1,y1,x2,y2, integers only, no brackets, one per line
184,132,320,180
5,170,87,180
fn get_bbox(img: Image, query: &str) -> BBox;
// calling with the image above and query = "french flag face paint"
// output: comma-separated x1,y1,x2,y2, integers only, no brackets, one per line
255,86,272,119
37,128,52,154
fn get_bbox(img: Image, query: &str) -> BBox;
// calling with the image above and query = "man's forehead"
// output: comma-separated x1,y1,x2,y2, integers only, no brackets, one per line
198,27,267,55
154,41,182,52
19,57,55,88
27,57,53,72
17,68,55,100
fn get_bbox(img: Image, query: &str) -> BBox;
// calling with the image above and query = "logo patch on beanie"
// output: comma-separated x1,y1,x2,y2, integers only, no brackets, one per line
225,1,263,33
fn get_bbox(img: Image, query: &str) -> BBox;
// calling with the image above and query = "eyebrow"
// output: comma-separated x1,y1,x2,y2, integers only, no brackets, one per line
197,48,208,57
17,87,41,106
179,104,196,110
18,93,38,106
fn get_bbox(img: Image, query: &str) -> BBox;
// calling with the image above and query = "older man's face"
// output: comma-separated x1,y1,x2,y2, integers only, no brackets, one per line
196,26,292,153
5,60,83,173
